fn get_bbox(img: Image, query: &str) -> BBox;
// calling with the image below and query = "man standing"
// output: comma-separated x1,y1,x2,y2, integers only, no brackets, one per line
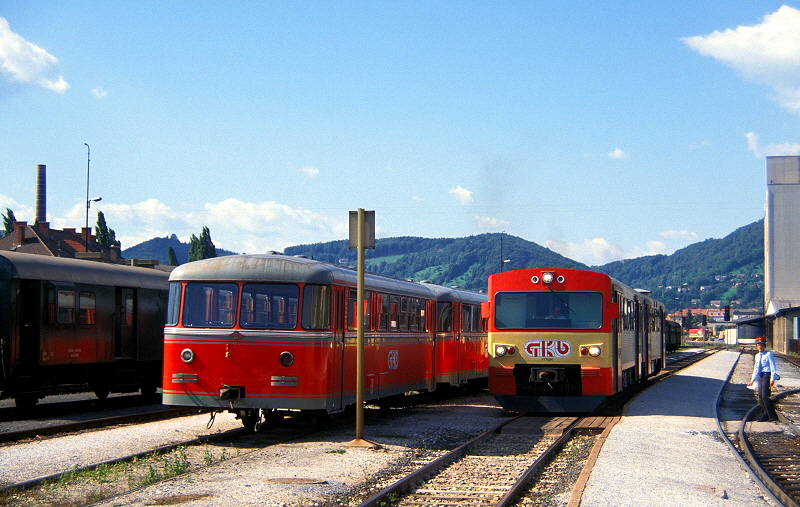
747,337,779,422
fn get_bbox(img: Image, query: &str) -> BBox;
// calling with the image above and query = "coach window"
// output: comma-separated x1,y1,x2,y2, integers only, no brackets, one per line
241,283,299,330
183,283,238,328
57,290,76,324
301,285,330,330
79,292,96,325
124,294,135,326
389,296,400,331
437,302,452,332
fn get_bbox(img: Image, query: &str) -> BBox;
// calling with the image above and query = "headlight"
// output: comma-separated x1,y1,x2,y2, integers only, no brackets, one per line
589,345,601,357
542,272,554,284
279,351,294,367
494,345,516,357
180,348,195,364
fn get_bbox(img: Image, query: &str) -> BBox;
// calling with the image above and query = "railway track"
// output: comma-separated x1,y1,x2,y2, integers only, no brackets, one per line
356,416,617,507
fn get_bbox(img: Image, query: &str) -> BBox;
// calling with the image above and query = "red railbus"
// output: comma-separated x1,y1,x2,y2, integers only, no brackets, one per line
162,254,487,428
484,269,667,412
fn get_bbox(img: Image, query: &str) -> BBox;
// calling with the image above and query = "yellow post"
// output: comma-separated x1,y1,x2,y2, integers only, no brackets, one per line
347,208,378,448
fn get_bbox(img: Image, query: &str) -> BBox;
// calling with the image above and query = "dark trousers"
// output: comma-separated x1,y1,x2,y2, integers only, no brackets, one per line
757,373,777,421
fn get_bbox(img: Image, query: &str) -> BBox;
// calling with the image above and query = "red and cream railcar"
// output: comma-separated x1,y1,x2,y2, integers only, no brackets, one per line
485,268,666,412
162,254,487,427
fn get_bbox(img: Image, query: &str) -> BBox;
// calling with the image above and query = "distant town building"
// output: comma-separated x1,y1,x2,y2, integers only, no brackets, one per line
0,221,121,262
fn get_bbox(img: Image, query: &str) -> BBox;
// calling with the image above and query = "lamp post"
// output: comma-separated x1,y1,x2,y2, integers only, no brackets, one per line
84,143,90,252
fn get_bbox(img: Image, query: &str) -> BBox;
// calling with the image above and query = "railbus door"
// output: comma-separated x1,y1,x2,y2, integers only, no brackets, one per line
641,302,651,378
114,288,136,360
330,286,347,413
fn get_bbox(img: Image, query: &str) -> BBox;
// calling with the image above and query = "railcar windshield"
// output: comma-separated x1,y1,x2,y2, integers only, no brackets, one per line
494,291,603,330
240,283,299,329
182,282,238,328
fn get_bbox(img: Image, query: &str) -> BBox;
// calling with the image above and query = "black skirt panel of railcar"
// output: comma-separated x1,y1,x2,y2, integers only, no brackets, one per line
0,251,170,407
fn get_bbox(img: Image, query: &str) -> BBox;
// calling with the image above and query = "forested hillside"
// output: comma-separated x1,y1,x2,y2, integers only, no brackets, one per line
595,220,764,311
124,220,765,311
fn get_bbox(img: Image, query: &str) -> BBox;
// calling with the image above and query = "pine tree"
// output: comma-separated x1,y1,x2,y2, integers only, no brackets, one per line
167,246,179,266
2,208,16,236
188,226,216,261
95,211,120,248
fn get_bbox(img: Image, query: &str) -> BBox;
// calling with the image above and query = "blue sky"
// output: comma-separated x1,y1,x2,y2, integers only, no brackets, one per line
2,2,798,265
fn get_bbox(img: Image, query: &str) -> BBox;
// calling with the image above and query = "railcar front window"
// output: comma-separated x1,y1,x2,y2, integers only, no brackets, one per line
240,283,299,329
494,292,603,330
182,283,238,328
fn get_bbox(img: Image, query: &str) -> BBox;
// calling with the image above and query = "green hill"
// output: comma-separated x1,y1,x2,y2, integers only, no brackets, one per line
122,234,237,265
123,219,765,310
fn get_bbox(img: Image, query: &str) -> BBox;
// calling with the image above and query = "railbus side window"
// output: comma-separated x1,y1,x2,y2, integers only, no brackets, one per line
183,283,238,328
79,292,96,325
377,294,389,330
390,296,400,331
240,283,299,329
410,299,420,332
400,297,410,331
437,302,452,332
348,290,372,331
166,282,181,326
301,285,330,330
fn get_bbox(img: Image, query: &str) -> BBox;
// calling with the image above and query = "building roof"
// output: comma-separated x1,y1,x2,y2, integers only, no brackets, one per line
0,221,121,263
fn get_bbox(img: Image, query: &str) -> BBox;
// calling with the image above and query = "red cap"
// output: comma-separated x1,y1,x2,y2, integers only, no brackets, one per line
755,337,767,344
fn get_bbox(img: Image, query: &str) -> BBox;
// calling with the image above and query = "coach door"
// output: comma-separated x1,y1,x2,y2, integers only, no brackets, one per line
114,288,136,360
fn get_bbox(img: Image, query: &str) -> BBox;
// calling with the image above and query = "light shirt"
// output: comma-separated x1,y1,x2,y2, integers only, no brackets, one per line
751,350,778,383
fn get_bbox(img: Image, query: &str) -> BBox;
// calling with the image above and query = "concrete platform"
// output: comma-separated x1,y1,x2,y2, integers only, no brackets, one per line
578,350,777,507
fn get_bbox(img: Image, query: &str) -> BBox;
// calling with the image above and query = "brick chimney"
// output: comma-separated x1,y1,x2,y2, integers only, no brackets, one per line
38,221,50,235
81,227,93,247
36,164,46,224
14,221,27,245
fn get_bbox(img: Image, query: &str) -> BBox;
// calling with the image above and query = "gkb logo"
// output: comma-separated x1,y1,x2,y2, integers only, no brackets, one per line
388,350,399,369
524,340,571,358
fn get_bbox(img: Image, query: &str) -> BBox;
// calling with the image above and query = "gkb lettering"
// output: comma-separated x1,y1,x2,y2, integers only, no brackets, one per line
524,340,571,358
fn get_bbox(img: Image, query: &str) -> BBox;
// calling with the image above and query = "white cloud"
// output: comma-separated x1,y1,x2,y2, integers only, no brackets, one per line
73,197,349,254
448,185,473,205
608,148,630,159
474,215,509,229
544,237,669,265
0,17,69,93
299,166,319,177
682,6,800,114
745,131,800,158
659,229,699,241
91,87,108,99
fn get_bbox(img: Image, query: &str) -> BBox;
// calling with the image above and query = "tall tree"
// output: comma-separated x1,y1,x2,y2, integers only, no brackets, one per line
2,208,16,236
188,226,216,261
95,211,121,248
167,246,179,266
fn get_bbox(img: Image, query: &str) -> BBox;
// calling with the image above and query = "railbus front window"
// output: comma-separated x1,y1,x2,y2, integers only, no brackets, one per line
183,282,238,328
240,283,299,329
166,282,181,326
494,292,603,330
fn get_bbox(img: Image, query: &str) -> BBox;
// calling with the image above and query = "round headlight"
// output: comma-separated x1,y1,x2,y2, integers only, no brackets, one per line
531,276,540,284
542,272,554,284
180,348,195,364
495,345,508,357
279,351,294,367
589,345,602,357
556,275,565,284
